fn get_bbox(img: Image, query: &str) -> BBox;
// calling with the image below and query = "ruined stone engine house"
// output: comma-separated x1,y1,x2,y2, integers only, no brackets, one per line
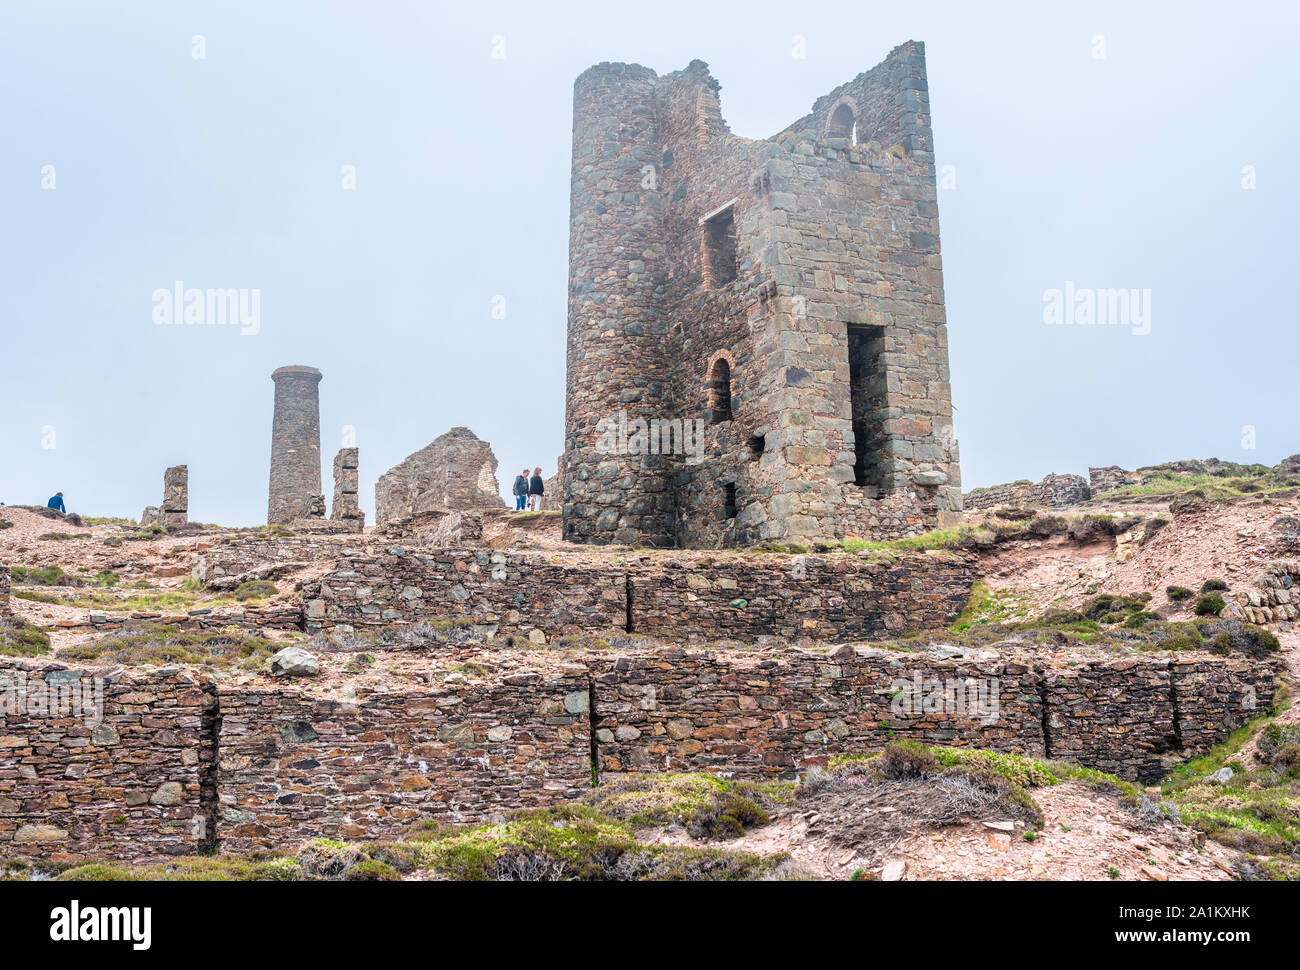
563,41,961,548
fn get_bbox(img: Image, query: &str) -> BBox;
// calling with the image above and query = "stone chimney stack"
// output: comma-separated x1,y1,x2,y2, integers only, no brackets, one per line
268,365,324,525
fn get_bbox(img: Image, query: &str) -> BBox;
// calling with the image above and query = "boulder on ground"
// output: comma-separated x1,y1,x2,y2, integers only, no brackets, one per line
269,646,320,678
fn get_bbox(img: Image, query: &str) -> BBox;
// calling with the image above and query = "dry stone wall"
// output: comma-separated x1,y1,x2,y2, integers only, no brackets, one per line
191,534,360,586
0,662,215,862
1235,561,1299,627
1089,466,1141,495
0,649,1279,862
217,669,591,855
305,549,974,643
627,552,973,641
593,650,1043,776
303,548,627,637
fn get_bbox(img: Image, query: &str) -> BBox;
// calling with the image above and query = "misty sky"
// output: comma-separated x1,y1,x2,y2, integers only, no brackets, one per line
2,0,1296,526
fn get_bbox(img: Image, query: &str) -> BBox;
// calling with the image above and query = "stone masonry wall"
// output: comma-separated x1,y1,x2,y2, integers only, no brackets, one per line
0,564,9,615
1235,560,1299,628
627,552,973,641
0,650,1279,862
191,534,359,587
303,548,627,637
305,550,975,642
0,662,215,862
595,651,1277,784
217,669,591,855
331,447,364,531
593,650,1042,776
1089,466,1140,495
162,465,188,527
565,42,962,551
375,427,506,528
965,473,1090,510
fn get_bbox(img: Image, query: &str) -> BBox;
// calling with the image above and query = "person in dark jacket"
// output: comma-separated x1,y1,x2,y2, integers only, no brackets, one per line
527,468,544,512
47,492,66,513
512,470,529,511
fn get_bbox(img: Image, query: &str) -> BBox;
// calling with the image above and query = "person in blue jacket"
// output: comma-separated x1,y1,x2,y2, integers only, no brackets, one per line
47,491,66,513
512,470,529,511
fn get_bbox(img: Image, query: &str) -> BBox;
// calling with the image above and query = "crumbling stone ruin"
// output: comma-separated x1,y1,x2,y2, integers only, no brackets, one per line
162,464,188,526
965,473,1090,510
330,448,364,531
374,427,505,528
141,464,189,527
0,563,10,614
1089,465,1141,495
267,365,325,525
1236,561,1300,627
564,41,961,549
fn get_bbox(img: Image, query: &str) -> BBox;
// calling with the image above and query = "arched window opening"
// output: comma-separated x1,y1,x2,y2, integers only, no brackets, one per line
705,358,733,425
827,104,855,141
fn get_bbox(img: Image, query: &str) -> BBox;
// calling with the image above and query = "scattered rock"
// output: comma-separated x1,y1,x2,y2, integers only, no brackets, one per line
880,859,907,881
268,646,320,678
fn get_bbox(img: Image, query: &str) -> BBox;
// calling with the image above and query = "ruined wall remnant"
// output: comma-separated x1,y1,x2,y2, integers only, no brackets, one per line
964,473,1090,510
162,464,188,527
1088,465,1140,495
0,563,10,614
141,464,190,528
374,427,505,527
330,448,364,531
564,41,961,549
1236,560,1300,628
267,365,325,525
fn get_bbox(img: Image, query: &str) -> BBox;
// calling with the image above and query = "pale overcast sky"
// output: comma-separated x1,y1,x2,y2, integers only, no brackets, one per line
2,0,1296,525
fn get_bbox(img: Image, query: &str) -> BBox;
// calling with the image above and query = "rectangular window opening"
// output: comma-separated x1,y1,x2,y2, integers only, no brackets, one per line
700,203,738,288
847,323,887,490
723,482,738,519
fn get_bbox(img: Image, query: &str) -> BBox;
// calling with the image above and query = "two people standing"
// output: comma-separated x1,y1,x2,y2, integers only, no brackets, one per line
512,468,545,511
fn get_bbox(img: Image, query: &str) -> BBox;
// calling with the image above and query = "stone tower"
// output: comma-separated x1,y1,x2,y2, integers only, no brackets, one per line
267,365,325,525
563,41,962,549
